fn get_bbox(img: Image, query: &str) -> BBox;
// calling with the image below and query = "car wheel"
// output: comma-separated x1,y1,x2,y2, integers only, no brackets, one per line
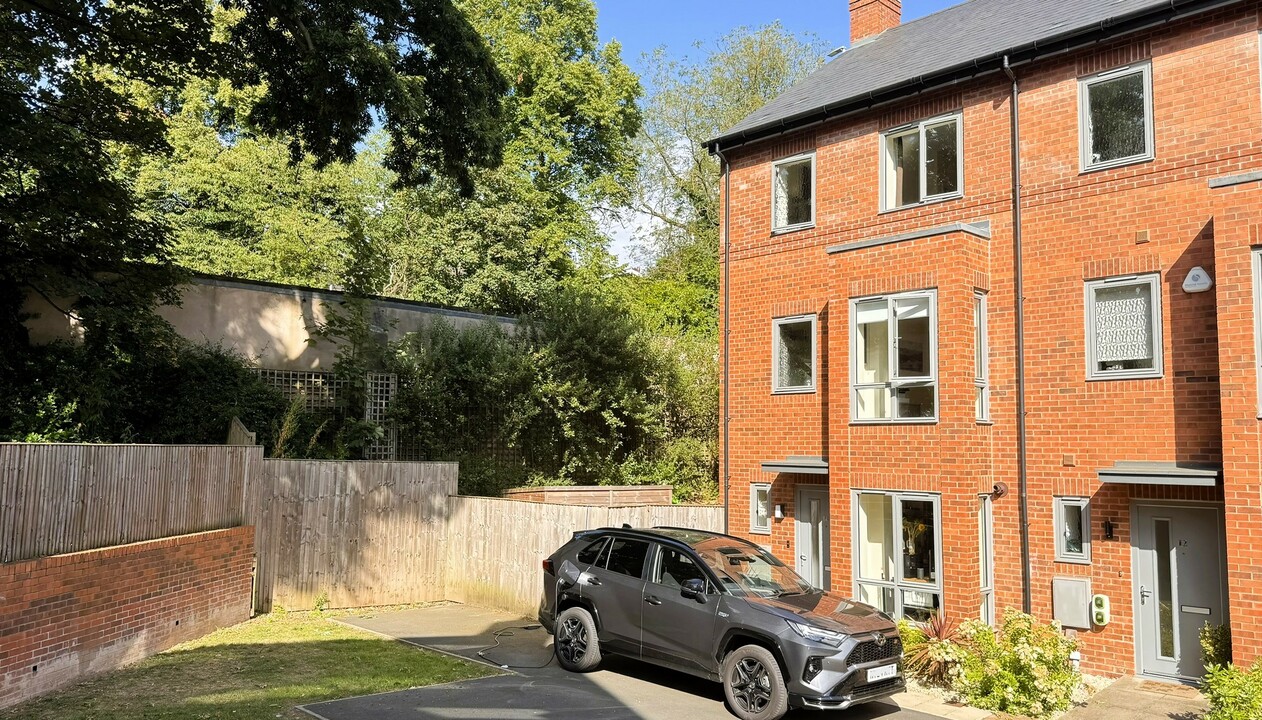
554,607,601,672
721,644,788,720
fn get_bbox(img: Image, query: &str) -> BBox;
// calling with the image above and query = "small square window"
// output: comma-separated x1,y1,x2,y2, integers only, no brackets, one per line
771,154,814,231
1054,497,1090,564
1080,63,1154,171
751,484,772,534
773,315,816,393
1085,274,1162,380
882,114,963,210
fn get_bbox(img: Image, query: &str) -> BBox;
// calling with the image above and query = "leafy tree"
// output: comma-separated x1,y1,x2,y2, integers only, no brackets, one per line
628,23,830,332
377,0,642,315
2,0,507,348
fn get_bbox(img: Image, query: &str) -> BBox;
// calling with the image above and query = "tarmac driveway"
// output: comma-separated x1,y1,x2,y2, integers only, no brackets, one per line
299,604,941,720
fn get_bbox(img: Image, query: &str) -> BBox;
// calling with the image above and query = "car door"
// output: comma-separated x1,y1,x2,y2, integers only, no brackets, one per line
581,535,650,656
640,543,721,675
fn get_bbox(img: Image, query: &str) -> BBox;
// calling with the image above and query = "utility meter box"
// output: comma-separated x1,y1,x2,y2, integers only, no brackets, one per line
1052,577,1092,629
1092,594,1111,627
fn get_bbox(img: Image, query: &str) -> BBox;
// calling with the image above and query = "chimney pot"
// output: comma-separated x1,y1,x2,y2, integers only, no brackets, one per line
849,0,901,45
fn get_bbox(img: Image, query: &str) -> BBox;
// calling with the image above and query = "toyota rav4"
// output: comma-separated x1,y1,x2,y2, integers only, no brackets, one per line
539,526,904,720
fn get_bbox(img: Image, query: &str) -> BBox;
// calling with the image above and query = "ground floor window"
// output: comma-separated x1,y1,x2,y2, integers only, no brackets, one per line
979,494,995,625
853,491,942,621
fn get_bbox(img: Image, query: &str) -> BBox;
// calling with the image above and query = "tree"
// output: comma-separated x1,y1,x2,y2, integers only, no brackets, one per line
628,23,830,333
376,0,642,315
1,0,507,348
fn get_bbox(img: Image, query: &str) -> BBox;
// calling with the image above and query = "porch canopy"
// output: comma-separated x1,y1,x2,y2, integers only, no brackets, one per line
760,455,829,475
1097,461,1221,487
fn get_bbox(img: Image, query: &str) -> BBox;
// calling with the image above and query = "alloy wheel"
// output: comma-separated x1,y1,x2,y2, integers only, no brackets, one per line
730,657,772,714
557,617,588,665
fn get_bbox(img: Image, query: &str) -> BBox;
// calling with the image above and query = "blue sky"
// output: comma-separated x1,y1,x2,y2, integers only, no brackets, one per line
598,1,959,77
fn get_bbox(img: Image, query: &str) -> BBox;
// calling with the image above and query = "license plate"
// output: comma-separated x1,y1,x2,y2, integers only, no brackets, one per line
867,664,897,683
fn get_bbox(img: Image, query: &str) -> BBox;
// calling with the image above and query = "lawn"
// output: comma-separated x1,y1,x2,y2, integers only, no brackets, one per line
1,610,496,720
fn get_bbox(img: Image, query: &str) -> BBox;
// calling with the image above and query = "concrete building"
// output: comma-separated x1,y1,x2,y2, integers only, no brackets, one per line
707,0,1262,680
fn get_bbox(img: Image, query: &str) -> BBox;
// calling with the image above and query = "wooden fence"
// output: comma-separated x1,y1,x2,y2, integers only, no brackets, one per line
0,443,258,564
2,443,724,615
445,496,724,614
250,460,457,612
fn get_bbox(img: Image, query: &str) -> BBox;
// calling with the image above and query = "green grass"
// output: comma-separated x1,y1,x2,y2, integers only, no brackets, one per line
1,610,496,720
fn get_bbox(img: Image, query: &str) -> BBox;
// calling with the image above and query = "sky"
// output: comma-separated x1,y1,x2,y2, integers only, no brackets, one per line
594,0,960,266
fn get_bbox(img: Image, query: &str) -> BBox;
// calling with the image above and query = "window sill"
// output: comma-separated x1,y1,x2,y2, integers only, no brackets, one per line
771,222,815,236
1080,154,1154,174
879,193,963,215
1054,557,1092,566
849,419,939,426
772,387,816,396
1086,371,1163,382
749,528,771,536
976,419,994,426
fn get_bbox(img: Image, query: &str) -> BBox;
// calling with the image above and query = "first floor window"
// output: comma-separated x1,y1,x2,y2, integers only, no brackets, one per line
975,292,989,421
1054,497,1091,564
1253,249,1262,414
772,153,814,231
1085,274,1162,380
773,315,816,392
751,483,772,534
854,491,941,621
882,113,962,210
1080,62,1154,171
852,290,938,421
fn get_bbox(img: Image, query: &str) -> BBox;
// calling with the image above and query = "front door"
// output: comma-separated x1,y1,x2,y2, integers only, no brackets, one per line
796,486,831,589
1134,504,1228,681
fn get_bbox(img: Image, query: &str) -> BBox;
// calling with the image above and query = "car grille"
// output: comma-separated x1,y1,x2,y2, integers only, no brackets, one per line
851,677,904,701
846,636,902,666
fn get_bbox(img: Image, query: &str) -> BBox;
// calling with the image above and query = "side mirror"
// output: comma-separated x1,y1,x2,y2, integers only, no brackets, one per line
681,578,708,603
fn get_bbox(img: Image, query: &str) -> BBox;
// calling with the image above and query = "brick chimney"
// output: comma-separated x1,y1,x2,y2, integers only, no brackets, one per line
849,0,901,45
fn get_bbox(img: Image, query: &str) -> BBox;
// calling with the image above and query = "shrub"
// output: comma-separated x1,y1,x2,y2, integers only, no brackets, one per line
1202,622,1233,669
899,614,968,688
953,609,1080,718
1204,660,1262,720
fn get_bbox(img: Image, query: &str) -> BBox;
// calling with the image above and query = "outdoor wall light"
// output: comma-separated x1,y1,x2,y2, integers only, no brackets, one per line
1103,519,1115,540
774,504,784,520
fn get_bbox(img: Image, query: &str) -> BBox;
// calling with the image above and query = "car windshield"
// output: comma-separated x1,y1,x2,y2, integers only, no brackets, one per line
693,540,815,598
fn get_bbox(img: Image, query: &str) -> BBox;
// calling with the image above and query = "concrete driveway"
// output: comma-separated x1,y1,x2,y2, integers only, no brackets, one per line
298,604,947,720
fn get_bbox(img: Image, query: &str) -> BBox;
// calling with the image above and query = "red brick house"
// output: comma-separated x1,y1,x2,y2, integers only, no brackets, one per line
706,0,1262,681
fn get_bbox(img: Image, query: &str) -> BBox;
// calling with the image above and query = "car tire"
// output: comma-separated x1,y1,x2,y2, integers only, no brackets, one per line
554,606,601,672
721,644,789,720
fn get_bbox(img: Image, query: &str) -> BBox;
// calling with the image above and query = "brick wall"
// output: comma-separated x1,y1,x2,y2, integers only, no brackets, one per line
502,485,676,506
0,528,254,709
720,4,1262,676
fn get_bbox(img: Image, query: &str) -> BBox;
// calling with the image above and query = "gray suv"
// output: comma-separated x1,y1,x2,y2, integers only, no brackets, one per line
539,527,904,720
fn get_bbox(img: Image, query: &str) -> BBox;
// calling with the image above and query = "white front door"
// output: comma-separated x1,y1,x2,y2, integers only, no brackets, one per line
795,486,830,589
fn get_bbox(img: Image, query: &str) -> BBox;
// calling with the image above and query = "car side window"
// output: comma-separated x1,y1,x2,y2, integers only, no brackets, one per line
575,537,608,566
604,538,650,578
654,546,706,589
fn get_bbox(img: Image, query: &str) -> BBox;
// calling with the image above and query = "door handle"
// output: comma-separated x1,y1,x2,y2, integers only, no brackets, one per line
644,595,663,606
585,576,602,587
1139,585,1151,605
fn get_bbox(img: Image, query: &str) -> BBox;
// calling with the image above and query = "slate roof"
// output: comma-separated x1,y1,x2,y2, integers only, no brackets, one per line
707,0,1241,149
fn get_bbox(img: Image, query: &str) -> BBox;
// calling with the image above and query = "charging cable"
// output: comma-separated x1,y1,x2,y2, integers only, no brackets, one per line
475,624,554,669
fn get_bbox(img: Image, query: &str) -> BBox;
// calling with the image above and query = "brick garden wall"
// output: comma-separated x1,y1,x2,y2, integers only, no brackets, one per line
0,527,254,710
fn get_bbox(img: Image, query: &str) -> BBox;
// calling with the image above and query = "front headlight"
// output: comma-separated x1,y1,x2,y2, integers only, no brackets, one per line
787,620,847,648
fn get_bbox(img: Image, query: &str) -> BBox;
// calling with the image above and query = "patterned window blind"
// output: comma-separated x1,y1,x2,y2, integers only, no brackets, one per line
1094,284,1152,363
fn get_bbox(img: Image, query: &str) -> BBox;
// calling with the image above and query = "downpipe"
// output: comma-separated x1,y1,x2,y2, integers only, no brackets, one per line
1003,55,1033,615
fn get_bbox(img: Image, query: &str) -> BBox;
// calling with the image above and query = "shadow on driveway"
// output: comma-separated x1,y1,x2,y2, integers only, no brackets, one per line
299,604,930,720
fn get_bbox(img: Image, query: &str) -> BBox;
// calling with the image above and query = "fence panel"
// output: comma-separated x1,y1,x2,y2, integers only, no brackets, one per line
444,496,724,615
0,443,259,564
251,459,457,612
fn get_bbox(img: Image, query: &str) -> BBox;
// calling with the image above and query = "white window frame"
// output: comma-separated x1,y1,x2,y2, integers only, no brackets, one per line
770,152,816,233
1079,61,1155,172
772,314,817,394
975,292,990,422
849,290,939,423
851,491,944,621
979,494,995,625
879,112,964,211
1084,273,1163,381
1253,249,1262,417
751,483,772,535
1054,496,1091,564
